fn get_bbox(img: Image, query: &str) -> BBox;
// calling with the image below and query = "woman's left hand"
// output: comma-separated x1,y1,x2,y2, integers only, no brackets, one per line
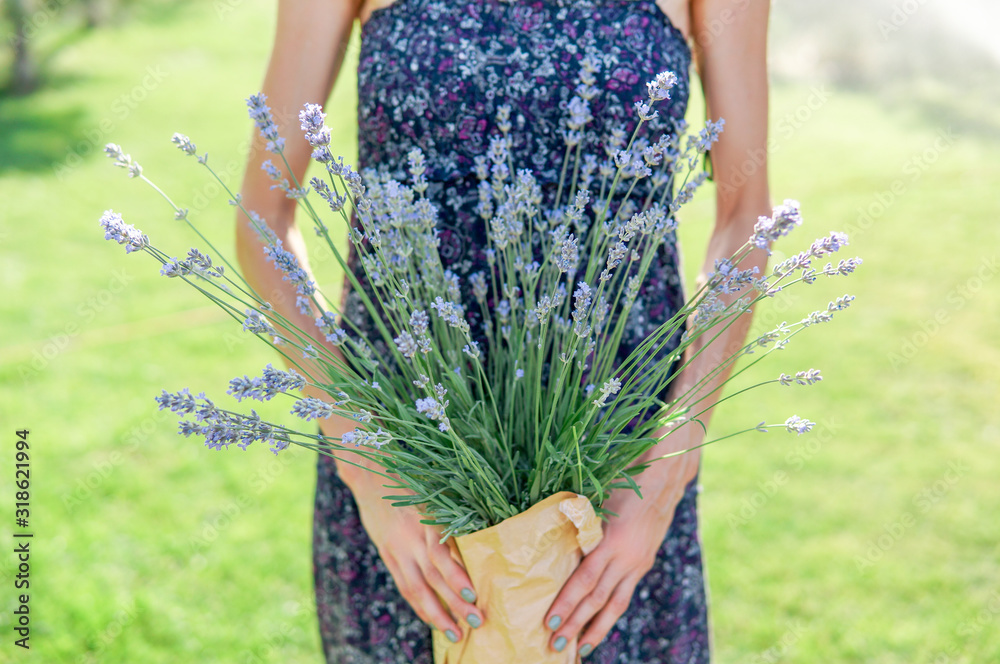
543,430,701,656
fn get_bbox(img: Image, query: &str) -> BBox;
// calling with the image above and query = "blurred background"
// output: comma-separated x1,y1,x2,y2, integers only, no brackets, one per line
0,0,997,661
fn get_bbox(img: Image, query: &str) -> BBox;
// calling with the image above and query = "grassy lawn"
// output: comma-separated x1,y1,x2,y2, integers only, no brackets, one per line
1,1,998,662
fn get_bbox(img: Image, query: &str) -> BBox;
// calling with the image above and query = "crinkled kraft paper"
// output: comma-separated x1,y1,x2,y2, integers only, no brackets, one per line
433,492,604,663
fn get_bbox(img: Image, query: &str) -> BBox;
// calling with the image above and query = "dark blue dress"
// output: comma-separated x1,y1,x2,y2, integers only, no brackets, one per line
314,1,710,661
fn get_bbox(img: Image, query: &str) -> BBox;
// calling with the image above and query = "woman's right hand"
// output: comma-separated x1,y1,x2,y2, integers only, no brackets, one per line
341,467,485,642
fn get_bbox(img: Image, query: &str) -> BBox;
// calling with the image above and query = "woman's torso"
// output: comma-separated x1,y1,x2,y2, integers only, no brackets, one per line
356,0,692,183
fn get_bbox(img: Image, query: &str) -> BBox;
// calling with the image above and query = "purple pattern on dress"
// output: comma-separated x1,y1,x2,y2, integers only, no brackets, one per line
315,1,709,661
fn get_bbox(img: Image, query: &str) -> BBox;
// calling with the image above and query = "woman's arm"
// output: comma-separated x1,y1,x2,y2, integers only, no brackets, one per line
237,0,356,333
544,0,772,654
236,0,483,641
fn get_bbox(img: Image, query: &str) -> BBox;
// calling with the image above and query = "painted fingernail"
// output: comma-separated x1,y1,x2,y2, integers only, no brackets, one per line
445,629,459,643
579,643,594,657
461,588,477,603
547,615,562,630
553,636,567,652
467,613,482,629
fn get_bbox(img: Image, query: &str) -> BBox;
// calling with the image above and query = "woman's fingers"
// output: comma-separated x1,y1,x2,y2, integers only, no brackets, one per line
545,543,649,653
421,554,484,631
386,552,463,639
544,548,608,637
548,561,623,650
425,531,484,629
575,575,642,655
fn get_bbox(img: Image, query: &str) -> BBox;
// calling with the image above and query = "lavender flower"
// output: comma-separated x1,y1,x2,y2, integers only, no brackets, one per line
553,233,580,273
592,377,622,408
415,393,451,432
795,369,823,385
752,199,803,254
470,272,488,303
803,310,834,327
155,388,198,415
634,100,659,122
227,375,266,401
824,258,863,276
299,103,330,149
394,331,419,359
828,294,856,311
690,119,725,154
572,282,593,335
262,239,316,298
104,143,143,178
171,133,197,156
496,105,512,135
262,159,284,183
431,297,470,334
785,415,815,435
566,97,593,130
646,71,678,102
243,309,275,335
263,363,306,393
340,428,391,450
99,210,148,253
600,242,628,282
158,390,289,453
227,364,305,402
246,93,285,153
410,310,429,336
292,397,334,421
809,231,849,258
186,248,215,271
160,259,192,278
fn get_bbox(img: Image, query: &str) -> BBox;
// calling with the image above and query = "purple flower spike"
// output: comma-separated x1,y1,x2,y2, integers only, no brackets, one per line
99,210,149,253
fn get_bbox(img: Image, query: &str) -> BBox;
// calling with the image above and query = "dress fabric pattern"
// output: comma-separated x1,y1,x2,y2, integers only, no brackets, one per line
314,1,710,662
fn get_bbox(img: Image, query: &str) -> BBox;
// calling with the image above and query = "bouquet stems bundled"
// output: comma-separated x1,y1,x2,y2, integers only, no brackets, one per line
99,66,860,539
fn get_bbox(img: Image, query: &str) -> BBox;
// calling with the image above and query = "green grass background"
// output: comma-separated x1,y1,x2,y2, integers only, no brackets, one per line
1,1,998,662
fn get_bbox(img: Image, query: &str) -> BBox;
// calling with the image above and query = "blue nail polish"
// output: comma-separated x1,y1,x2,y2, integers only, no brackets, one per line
547,615,562,630
445,629,459,643
579,643,593,657
554,636,567,652
461,588,477,603
467,613,482,629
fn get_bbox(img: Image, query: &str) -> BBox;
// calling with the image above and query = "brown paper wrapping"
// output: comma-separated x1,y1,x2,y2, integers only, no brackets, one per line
433,492,604,664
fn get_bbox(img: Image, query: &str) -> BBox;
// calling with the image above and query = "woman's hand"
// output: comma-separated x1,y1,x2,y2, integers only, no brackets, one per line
543,424,702,656
341,468,485,642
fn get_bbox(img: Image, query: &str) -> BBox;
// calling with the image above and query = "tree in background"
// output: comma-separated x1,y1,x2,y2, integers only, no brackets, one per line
2,0,141,96
4,0,37,94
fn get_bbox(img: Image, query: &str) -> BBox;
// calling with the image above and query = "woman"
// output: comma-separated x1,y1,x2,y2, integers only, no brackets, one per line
237,0,771,661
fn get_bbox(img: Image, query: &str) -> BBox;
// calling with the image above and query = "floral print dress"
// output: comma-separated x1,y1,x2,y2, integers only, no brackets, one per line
313,1,710,662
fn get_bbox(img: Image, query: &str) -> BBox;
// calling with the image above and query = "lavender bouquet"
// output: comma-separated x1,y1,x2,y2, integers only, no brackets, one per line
100,68,858,542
